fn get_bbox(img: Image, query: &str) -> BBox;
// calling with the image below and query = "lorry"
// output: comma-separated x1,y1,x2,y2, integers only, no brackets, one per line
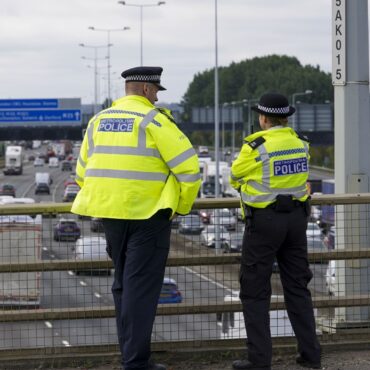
3,145,24,175
221,167,239,198
0,213,42,308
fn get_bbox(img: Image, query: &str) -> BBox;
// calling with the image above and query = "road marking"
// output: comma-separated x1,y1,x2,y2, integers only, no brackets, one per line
62,340,71,347
183,266,234,293
42,247,48,251
79,280,87,286
50,254,55,259
67,271,75,276
44,321,53,328
94,292,102,298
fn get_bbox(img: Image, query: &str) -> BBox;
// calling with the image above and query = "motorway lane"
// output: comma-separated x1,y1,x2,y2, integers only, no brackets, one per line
0,151,329,350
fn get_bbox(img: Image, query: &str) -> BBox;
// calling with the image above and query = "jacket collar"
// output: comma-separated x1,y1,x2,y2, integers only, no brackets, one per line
112,95,154,108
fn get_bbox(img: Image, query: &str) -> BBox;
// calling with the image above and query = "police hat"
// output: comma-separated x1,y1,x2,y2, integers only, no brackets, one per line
121,66,166,91
251,92,295,117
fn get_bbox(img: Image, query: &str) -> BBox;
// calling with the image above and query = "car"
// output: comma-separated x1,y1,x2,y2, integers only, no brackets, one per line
178,215,204,235
28,154,35,162
209,208,237,231
158,277,182,304
225,231,244,253
35,182,50,195
201,224,230,248
306,222,323,238
199,209,211,224
64,178,78,188
0,184,16,197
325,260,336,296
198,145,209,156
34,157,45,167
73,236,111,275
61,161,73,171
63,188,79,202
91,217,104,232
53,218,81,241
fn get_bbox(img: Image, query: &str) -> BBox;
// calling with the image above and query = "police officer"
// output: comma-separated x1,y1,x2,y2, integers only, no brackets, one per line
72,66,201,370
230,93,321,370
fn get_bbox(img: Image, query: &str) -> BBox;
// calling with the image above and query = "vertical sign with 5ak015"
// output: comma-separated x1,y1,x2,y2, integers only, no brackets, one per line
332,0,346,85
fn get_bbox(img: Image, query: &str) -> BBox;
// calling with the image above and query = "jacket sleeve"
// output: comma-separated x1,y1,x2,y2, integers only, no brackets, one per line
149,113,201,215
75,116,96,188
230,143,257,190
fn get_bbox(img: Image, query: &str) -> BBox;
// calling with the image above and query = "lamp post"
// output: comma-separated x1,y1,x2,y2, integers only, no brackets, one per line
117,1,165,65
79,43,107,114
88,26,130,105
291,90,313,131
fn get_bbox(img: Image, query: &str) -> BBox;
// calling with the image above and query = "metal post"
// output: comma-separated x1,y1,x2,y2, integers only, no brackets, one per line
107,31,111,104
231,101,236,158
214,0,221,252
140,6,143,65
332,0,370,323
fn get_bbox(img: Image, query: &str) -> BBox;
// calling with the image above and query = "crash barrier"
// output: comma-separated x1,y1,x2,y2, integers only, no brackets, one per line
0,194,370,362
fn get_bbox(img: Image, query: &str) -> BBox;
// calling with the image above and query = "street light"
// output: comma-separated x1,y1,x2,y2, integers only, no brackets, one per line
117,1,165,65
79,43,108,113
291,90,313,131
88,26,130,104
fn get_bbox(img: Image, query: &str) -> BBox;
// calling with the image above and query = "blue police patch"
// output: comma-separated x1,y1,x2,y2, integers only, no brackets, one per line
98,118,134,132
274,158,308,176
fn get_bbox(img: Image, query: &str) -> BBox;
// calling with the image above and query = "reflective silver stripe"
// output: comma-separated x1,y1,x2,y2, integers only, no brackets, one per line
302,140,309,155
174,173,201,182
247,180,307,194
241,189,307,204
167,148,197,169
256,144,270,188
87,122,95,158
94,145,160,158
78,155,86,168
230,172,239,181
138,109,159,148
85,168,168,181
75,174,83,183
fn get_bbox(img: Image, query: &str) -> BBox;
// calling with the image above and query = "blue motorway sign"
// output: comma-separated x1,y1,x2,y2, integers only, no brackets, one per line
0,99,58,109
0,98,81,127
0,110,81,122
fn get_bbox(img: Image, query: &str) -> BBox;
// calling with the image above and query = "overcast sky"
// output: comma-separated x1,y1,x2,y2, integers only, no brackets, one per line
1,0,335,105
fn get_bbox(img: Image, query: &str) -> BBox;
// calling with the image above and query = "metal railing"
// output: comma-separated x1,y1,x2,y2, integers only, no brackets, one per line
0,194,370,361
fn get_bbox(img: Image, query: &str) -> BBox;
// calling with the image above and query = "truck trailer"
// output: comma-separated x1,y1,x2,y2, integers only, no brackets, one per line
0,215,42,308
3,145,24,175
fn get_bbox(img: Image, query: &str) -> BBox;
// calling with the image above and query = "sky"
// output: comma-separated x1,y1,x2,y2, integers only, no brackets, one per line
0,0,335,105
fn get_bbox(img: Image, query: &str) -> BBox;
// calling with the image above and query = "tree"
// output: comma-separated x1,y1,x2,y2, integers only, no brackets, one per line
182,54,333,121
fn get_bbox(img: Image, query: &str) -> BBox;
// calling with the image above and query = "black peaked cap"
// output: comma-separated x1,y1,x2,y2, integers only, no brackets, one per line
121,66,166,91
251,92,295,117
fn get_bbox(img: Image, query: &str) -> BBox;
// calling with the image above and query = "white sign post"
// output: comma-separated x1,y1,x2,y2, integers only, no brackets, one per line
332,0,346,85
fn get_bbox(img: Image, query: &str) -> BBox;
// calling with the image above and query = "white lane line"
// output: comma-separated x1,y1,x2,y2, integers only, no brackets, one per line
44,321,53,328
67,271,75,276
183,266,234,293
62,340,71,347
42,247,48,251
94,292,102,298
79,280,87,286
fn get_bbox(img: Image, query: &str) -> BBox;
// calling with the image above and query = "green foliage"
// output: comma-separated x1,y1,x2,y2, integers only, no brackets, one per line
310,145,334,169
182,54,333,120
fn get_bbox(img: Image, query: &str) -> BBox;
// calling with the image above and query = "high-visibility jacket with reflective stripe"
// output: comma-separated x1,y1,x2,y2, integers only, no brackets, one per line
71,95,201,219
230,126,309,209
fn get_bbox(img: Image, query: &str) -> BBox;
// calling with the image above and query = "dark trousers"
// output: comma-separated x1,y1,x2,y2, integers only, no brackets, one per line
240,206,321,366
102,210,171,370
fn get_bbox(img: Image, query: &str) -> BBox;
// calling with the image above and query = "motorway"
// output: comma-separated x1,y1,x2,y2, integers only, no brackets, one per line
0,148,330,350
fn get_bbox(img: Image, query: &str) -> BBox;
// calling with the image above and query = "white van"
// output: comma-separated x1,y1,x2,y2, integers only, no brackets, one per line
74,236,110,275
48,157,59,168
35,172,52,185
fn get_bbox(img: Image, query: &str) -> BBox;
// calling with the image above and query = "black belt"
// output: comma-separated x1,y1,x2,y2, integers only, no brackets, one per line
264,200,304,210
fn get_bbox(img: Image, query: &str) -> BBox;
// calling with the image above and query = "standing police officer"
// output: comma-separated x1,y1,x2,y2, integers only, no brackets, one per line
72,66,201,370
230,93,321,370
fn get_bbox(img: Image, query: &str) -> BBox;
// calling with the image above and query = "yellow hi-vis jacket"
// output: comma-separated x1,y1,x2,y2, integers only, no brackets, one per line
71,95,201,219
230,126,309,210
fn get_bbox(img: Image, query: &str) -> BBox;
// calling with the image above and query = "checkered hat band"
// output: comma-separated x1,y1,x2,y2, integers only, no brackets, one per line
258,104,290,114
125,74,161,82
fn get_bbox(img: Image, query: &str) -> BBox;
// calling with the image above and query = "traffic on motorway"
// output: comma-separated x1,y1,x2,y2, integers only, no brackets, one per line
0,140,335,349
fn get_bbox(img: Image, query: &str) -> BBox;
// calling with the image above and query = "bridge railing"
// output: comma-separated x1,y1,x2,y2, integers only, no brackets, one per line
0,194,370,361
